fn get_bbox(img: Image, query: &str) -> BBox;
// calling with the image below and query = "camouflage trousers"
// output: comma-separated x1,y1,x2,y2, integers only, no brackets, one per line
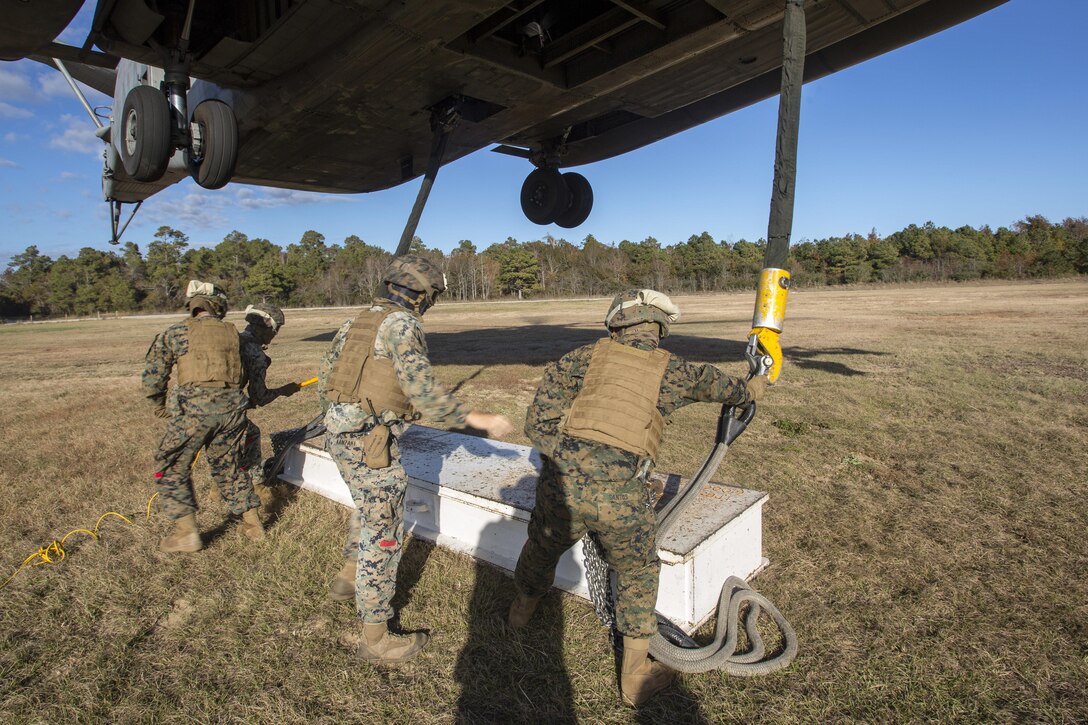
243,418,282,506
514,458,661,638
327,429,407,623
153,403,260,520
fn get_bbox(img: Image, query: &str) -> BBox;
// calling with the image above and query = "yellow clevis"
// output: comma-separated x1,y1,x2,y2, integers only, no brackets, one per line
748,268,791,383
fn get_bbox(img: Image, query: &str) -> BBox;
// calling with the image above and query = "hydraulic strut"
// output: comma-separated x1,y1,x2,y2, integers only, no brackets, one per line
394,100,461,257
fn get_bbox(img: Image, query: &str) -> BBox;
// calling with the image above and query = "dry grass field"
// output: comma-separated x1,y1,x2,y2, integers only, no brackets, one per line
0,279,1085,724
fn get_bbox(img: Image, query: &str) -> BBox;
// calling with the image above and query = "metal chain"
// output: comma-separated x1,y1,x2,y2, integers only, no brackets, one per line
582,531,621,649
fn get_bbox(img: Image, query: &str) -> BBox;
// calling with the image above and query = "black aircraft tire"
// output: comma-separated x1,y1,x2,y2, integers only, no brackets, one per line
119,85,171,182
555,172,593,228
520,168,568,225
189,100,238,190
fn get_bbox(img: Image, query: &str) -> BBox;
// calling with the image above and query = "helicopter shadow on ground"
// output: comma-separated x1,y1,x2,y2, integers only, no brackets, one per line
303,325,884,376
303,325,749,366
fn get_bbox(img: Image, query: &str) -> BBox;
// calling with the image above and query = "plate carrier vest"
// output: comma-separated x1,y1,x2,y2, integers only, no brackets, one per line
562,338,671,459
176,317,243,388
324,303,415,418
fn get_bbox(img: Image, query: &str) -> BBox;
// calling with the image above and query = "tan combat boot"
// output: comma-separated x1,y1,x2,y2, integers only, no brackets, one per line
160,513,202,553
620,636,675,707
507,592,542,629
240,508,265,540
340,621,428,665
328,559,357,601
254,483,274,506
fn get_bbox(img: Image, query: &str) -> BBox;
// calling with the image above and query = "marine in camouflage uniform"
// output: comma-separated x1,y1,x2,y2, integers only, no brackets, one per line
319,254,512,665
142,281,265,552
509,289,765,706
238,303,300,503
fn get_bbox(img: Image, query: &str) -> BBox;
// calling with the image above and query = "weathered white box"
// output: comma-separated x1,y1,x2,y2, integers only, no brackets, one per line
277,424,768,633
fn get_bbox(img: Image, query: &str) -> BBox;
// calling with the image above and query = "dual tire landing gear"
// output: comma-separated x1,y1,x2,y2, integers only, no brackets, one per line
520,168,593,228
120,85,170,182
187,99,238,190
118,84,238,190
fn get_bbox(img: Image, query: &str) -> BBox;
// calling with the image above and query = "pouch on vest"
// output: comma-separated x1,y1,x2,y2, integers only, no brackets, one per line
363,424,392,469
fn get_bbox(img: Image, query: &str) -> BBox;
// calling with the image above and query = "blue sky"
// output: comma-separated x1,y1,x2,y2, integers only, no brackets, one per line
0,0,1085,260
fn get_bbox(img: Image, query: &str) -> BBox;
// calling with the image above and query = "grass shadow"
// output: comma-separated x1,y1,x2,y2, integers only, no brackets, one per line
261,483,300,530
454,537,575,724
633,679,710,724
787,346,892,377
200,517,234,548
389,535,435,621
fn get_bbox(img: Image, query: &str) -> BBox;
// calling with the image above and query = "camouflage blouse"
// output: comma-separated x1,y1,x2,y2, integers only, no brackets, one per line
239,329,279,407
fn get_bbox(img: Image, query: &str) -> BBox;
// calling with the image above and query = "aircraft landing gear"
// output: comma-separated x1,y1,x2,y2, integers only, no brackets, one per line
120,0,238,188
555,171,592,228
187,100,238,190
119,85,172,182
519,167,593,228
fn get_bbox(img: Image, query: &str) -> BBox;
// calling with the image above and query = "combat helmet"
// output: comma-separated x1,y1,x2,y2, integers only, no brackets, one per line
605,289,681,338
185,280,228,318
244,302,285,331
382,254,447,311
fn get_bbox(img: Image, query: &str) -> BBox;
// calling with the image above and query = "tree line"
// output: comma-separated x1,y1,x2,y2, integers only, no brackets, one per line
1,215,1085,318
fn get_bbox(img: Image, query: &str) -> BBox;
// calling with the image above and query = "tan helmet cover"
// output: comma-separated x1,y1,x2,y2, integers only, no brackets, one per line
605,289,681,337
185,280,228,317
244,303,285,331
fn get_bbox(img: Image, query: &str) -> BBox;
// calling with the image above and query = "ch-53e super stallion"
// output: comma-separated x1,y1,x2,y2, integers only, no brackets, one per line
2,0,1011,677
3,0,1006,247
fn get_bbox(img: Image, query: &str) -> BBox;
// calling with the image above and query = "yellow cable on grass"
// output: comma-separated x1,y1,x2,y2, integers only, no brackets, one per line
299,376,318,387
1,496,157,592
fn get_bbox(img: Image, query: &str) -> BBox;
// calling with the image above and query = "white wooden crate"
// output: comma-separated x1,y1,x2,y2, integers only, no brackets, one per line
277,424,768,632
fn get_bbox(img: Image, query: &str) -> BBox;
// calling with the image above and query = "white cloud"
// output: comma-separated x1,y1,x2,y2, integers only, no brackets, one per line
38,72,109,105
49,114,101,156
57,4,96,45
232,186,352,209
146,189,229,229
4,132,23,143
0,66,37,102
0,158,17,168
140,185,351,229
0,102,33,119
59,170,81,179
38,72,70,97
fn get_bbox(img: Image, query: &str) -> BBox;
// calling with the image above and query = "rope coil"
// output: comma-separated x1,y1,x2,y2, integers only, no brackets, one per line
1,495,157,593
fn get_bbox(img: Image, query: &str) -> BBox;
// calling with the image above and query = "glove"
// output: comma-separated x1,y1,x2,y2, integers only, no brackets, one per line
745,375,769,402
154,405,170,419
278,382,302,398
